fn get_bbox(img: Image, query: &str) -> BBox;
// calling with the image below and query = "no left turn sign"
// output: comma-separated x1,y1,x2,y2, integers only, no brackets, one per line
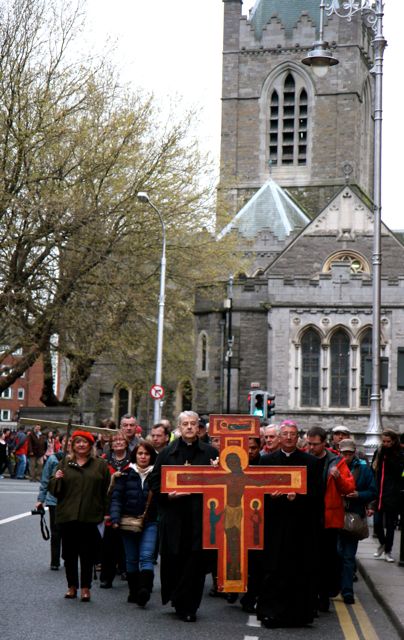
150,384,165,400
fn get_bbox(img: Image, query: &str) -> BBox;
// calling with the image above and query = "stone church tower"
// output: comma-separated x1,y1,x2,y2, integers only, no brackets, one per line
219,0,374,221
194,0,404,437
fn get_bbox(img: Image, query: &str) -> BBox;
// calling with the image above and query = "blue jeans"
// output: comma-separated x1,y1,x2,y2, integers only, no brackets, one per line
337,531,358,597
121,521,158,573
15,454,27,478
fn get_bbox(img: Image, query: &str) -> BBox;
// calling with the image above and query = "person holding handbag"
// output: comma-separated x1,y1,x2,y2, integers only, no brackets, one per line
109,440,157,606
338,439,377,604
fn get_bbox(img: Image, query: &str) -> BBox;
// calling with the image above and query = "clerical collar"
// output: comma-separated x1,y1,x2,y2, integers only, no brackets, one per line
180,437,198,447
281,448,296,457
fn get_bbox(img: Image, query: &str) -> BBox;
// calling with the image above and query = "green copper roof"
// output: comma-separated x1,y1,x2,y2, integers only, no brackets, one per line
250,0,323,39
217,178,309,241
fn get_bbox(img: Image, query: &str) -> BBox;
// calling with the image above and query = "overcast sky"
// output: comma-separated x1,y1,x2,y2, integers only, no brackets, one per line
85,0,403,230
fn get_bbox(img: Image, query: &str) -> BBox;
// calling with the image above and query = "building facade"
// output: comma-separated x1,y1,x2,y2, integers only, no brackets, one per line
194,0,404,437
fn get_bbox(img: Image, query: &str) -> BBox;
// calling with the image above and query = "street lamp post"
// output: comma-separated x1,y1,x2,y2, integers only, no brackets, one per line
302,1,386,454
137,192,166,424
224,275,234,413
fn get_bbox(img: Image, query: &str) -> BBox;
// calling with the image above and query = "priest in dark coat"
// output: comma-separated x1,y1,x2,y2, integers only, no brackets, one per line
257,420,323,628
149,411,218,622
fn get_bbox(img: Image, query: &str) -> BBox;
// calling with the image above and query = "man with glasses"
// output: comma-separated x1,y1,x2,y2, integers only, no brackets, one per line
306,426,355,612
257,420,323,628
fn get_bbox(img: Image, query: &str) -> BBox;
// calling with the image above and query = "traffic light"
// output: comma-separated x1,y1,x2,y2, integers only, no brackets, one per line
248,390,276,419
267,394,276,418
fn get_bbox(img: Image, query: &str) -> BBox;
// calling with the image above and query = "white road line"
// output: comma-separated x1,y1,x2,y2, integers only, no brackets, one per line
244,636,259,640
247,615,261,628
0,491,38,494
0,511,32,525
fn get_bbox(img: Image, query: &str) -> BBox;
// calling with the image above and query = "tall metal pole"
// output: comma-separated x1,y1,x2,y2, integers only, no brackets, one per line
365,0,385,453
226,275,234,413
302,1,386,455
137,193,166,424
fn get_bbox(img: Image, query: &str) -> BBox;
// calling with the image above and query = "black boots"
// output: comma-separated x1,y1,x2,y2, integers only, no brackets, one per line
126,571,139,603
136,570,154,607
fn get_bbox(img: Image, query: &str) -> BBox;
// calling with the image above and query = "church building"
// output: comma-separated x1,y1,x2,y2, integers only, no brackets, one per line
194,0,404,436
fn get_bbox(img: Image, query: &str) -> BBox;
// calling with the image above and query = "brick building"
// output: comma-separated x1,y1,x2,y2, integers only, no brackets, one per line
0,353,45,426
193,0,404,437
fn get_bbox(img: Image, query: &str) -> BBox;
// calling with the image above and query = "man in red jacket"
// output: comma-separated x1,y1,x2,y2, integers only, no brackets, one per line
307,426,355,612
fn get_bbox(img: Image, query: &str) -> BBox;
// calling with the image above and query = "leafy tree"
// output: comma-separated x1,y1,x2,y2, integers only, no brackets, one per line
0,0,237,404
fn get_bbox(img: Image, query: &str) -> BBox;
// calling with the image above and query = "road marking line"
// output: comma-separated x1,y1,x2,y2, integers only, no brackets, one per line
334,599,360,640
352,596,379,640
244,636,259,640
0,491,38,494
247,615,261,627
0,511,32,525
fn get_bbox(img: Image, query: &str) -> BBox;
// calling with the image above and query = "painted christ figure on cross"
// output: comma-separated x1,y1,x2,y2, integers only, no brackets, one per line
161,415,307,592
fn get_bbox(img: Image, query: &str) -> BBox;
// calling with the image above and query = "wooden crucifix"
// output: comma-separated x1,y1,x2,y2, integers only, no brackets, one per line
161,414,307,593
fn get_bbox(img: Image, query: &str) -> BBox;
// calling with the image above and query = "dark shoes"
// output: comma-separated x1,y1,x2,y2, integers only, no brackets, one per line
64,587,77,599
261,616,278,628
318,596,330,612
99,581,112,589
176,610,196,622
50,565,59,571
343,594,355,605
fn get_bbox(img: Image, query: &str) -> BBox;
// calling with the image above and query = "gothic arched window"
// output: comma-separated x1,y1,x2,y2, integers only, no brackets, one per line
301,328,321,406
197,331,209,375
330,330,350,407
268,72,309,167
201,334,207,372
360,329,372,407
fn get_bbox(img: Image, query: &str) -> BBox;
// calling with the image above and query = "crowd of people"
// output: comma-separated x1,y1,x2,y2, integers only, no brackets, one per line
2,413,404,627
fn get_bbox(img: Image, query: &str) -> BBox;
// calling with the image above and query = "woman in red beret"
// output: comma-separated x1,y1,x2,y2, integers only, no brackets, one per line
49,430,110,602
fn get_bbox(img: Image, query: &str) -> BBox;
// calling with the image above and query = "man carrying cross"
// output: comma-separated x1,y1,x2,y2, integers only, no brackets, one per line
149,411,218,622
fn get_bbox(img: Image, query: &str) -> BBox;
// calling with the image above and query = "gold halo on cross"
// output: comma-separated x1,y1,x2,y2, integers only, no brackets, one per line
220,445,249,471
250,498,262,510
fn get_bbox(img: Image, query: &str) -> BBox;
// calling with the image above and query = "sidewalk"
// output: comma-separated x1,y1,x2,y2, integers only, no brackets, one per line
356,526,404,636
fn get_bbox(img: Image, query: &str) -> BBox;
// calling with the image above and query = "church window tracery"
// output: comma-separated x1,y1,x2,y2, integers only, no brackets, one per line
330,330,350,407
301,328,321,406
360,329,372,406
323,251,370,274
268,72,309,167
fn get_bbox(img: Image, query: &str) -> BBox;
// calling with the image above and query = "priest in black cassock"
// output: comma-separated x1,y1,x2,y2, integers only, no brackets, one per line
257,420,323,628
149,411,218,623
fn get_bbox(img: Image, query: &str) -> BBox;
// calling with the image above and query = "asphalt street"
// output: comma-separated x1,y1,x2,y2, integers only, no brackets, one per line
0,479,400,640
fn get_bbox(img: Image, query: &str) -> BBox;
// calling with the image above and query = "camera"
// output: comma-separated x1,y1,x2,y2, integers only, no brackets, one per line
31,505,45,516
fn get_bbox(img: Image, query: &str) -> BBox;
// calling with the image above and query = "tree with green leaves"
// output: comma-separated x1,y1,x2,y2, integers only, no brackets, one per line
0,0,237,406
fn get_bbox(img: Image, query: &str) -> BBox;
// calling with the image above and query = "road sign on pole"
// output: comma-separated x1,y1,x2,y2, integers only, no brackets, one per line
150,384,165,400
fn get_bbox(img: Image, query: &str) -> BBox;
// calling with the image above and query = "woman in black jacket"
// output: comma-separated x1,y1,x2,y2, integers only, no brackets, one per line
110,440,157,606
371,429,404,563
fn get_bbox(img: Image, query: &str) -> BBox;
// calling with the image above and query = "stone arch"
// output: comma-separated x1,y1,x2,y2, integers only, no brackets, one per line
259,61,315,180
322,250,370,275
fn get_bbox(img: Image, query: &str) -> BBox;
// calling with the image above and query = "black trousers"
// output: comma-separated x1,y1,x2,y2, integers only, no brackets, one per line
100,525,126,583
160,550,206,614
60,521,99,589
48,506,62,567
